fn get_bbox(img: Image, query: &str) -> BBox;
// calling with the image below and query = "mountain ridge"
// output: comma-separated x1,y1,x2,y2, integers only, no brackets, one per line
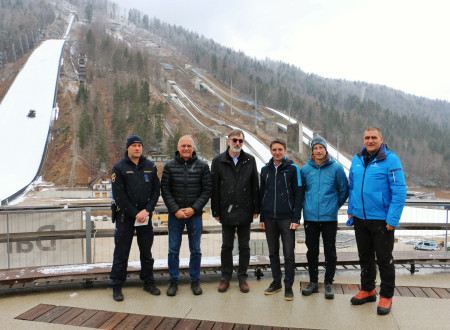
1,0,448,187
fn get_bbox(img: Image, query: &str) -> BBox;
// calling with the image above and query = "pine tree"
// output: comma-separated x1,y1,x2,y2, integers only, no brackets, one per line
78,108,93,149
167,128,182,157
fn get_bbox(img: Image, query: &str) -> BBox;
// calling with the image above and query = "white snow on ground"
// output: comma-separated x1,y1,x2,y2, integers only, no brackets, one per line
63,14,75,40
26,255,259,276
0,39,66,202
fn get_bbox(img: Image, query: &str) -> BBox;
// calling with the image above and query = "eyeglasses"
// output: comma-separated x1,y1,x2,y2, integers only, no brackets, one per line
230,138,244,144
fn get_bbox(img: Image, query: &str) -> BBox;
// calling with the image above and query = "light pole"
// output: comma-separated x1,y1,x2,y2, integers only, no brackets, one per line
230,78,233,116
254,85,257,133
336,131,340,162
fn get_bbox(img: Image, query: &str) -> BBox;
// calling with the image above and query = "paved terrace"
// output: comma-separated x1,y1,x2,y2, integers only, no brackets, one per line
1,199,449,328
1,265,449,329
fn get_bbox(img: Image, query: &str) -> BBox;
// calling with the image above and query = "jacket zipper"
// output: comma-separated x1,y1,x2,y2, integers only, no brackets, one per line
183,162,188,207
284,173,292,211
262,173,269,205
317,166,321,217
274,167,277,217
361,158,367,219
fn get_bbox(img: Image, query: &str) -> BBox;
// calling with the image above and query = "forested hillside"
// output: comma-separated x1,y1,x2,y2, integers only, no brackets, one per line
1,0,449,187
127,10,450,186
0,0,55,63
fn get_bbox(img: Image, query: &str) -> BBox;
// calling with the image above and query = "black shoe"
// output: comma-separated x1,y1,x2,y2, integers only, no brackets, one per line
166,281,178,296
191,280,203,295
264,280,282,295
143,283,161,295
301,282,319,296
113,288,123,302
325,284,334,299
284,288,294,301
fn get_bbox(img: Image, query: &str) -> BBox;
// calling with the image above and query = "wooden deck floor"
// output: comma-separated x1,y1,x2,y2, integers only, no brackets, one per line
16,303,298,330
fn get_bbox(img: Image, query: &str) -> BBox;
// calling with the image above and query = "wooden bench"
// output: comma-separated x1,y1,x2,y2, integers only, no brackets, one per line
1,250,448,289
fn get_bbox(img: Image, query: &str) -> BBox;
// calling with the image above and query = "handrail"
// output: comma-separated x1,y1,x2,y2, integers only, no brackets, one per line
1,200,449,213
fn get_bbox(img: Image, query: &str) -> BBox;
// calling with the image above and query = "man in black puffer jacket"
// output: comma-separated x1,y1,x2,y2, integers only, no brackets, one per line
211,129,260,294
109,135,161,302
161,135,212,297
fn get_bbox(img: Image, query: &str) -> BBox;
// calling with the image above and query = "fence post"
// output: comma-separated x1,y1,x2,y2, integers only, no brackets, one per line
446,208,449,254
6,214,10,269
85,207,92,263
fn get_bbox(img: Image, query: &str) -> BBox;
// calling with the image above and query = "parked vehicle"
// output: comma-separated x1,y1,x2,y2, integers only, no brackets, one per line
414,241,441,251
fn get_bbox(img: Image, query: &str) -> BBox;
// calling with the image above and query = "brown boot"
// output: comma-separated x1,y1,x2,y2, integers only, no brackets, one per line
218,280,230,293
239,280,250,293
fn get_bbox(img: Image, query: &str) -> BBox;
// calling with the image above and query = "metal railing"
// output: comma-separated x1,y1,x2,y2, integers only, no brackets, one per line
0,201,449,270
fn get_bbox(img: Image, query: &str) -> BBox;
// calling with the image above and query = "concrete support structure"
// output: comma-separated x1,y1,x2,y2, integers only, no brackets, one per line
212,136,227,156
287,123,303,154
265,122,278,135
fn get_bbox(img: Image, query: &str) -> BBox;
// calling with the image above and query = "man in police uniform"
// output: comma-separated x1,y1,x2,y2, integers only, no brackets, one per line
109,135,161,302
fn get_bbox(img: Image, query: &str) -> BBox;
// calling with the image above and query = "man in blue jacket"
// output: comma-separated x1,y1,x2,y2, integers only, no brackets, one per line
260,138,303,301
300,136,348,299
347,127,406,315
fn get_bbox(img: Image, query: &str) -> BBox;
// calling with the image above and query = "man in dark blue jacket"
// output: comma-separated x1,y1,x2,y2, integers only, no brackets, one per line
348,127,406,315
109,135,161,302
260,138,303,301
161,135,212,297
300,136,348,299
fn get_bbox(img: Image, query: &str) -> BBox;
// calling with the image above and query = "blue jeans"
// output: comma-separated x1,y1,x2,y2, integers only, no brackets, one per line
168,213,202,282
264,219,296,289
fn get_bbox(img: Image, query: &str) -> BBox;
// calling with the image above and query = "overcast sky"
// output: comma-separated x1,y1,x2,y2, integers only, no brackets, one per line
114,0,450,102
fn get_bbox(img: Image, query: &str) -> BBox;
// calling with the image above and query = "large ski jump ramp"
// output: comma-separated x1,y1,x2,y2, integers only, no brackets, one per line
0,39,66,203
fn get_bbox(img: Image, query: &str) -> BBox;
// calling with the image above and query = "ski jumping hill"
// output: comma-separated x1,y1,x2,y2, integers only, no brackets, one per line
0,39,66,203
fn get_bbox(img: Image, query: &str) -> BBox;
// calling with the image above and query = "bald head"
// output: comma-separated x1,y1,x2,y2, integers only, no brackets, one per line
177,135,195,161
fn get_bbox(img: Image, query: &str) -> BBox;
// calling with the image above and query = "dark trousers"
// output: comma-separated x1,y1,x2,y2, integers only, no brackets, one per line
168,214,202,282
304,220,337,284
109,217,155,288
264,219,296,289
354,217,395,298
221,224,251,281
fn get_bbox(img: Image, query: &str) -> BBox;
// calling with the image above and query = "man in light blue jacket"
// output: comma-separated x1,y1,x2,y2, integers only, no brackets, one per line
300,136,348,299
347,126,406,315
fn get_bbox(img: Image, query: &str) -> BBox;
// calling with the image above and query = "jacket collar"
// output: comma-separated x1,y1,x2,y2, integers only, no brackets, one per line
221,147,248,163
357,144,388,162
124,150,145,165
175,150,198,164
308,155,334,168
267,156,292,170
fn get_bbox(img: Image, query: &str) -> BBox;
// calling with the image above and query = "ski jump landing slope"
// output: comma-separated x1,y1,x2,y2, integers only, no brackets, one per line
0,39,66,203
